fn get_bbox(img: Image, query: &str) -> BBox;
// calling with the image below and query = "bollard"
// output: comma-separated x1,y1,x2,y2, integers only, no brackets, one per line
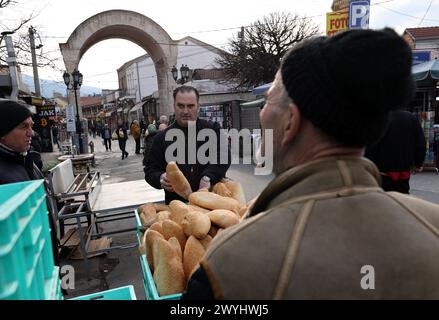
88,141,94,153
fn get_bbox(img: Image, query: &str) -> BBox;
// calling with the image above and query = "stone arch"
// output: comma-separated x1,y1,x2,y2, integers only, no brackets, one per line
60,10,178,116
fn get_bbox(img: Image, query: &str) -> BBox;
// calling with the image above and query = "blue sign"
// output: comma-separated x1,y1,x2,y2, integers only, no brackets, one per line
412,51,431,65
349,0,370,29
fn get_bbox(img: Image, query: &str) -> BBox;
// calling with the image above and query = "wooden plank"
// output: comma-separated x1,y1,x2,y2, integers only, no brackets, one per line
60,228,77,247
92,179,164,212
69,237,113,259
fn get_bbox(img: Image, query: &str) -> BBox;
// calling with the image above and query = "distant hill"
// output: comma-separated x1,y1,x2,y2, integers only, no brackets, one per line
22,74,103,98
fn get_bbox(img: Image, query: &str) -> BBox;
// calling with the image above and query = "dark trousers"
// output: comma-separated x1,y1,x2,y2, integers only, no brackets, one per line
104,138,111,151
118,139,127,155
135,137,140,154
381,175,410,194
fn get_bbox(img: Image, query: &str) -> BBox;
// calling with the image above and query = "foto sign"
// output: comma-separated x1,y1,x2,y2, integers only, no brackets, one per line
349,0,370,29
327,9,349,36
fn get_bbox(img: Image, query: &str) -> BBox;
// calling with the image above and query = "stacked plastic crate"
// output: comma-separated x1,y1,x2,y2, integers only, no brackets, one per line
0,180,62,300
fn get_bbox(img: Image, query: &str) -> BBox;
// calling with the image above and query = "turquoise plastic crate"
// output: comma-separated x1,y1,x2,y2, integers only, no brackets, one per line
44,266,63,300
135,209,142,246
135,210,182,300
0,180,56,300
70,285,137,300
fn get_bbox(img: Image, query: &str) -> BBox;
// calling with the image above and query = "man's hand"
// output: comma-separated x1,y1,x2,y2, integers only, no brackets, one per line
199,179,211,191
160,173,174,192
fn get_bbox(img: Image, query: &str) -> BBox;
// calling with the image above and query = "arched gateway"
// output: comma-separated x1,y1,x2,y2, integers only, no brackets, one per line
60,10,178,116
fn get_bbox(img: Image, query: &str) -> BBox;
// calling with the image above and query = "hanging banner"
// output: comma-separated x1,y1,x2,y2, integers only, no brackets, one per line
327,9,349,36
66,105,76,132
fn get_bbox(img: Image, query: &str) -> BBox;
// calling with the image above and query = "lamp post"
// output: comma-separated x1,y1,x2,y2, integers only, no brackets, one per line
171,64,191,84
63,69,84,154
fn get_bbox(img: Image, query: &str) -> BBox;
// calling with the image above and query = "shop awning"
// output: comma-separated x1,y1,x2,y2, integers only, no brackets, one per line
240,97,265,109
412,59,439,87
129,102,143,113
252,82,272,96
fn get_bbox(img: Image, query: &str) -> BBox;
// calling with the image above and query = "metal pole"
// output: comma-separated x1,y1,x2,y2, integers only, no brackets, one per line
29,26,41,97
4,36,19,101
73,86,84,154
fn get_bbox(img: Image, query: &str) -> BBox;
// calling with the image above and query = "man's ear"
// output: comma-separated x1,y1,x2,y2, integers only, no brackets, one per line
281,103,301,147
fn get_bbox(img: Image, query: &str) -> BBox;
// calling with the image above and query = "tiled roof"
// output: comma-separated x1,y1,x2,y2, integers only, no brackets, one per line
80,96,102,107
405,26,439,39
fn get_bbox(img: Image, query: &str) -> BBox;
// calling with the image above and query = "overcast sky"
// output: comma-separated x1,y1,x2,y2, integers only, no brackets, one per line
1,0,438,90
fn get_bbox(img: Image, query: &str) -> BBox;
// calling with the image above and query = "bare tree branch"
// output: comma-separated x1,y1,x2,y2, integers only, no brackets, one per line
0,0,16,9
217,12,320,89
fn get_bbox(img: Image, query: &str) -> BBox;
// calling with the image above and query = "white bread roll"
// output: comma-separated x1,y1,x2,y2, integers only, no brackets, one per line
166,162,192,199
169,200,190,225
182,211,211,239
183,235,205,280
153,237,185,296
162,219,187,252
188,192,240,211
207,209,240,228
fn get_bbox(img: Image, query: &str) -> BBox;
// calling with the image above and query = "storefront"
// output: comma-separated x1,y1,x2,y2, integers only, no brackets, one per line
411,59,439,171
199,103,232,129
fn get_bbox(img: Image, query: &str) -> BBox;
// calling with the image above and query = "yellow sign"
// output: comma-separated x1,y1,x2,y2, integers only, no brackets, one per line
327,9,349,36
41,118,48,127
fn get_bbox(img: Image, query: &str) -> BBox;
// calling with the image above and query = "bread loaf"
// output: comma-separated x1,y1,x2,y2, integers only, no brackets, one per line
157,210,171,221
207,209,240,228
154,203,171,212
224,180,246,206
168,237,182,260
200,235,213,249
139,232,147,256
166,162,192,199
153,238,185,296
149,221,164,235
188,192,240,211
162,219,187,251
212,182,232,197
182,211,211,239
169,200,190,225
144,229,164,271
183,236,205,279
187,204,210,214
140,203,157,226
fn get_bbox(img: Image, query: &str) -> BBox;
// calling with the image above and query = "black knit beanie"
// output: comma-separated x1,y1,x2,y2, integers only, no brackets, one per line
0,100,33,137
280,28,414,147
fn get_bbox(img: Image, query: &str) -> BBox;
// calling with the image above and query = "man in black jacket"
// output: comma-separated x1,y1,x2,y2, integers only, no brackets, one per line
0,100,59,265
365,110,426,193
143,86,230,204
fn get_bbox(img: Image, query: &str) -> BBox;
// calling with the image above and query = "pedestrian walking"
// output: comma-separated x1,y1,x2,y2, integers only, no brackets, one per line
130,119,141,154
102,123,112,151
365,110,426,193
117,119,129,159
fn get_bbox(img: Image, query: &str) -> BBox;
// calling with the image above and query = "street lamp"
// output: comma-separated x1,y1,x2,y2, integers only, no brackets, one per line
63,69,84,154
171,64,191,84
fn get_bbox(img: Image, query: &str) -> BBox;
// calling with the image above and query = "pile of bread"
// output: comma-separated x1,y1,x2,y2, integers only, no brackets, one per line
137,162,249,296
